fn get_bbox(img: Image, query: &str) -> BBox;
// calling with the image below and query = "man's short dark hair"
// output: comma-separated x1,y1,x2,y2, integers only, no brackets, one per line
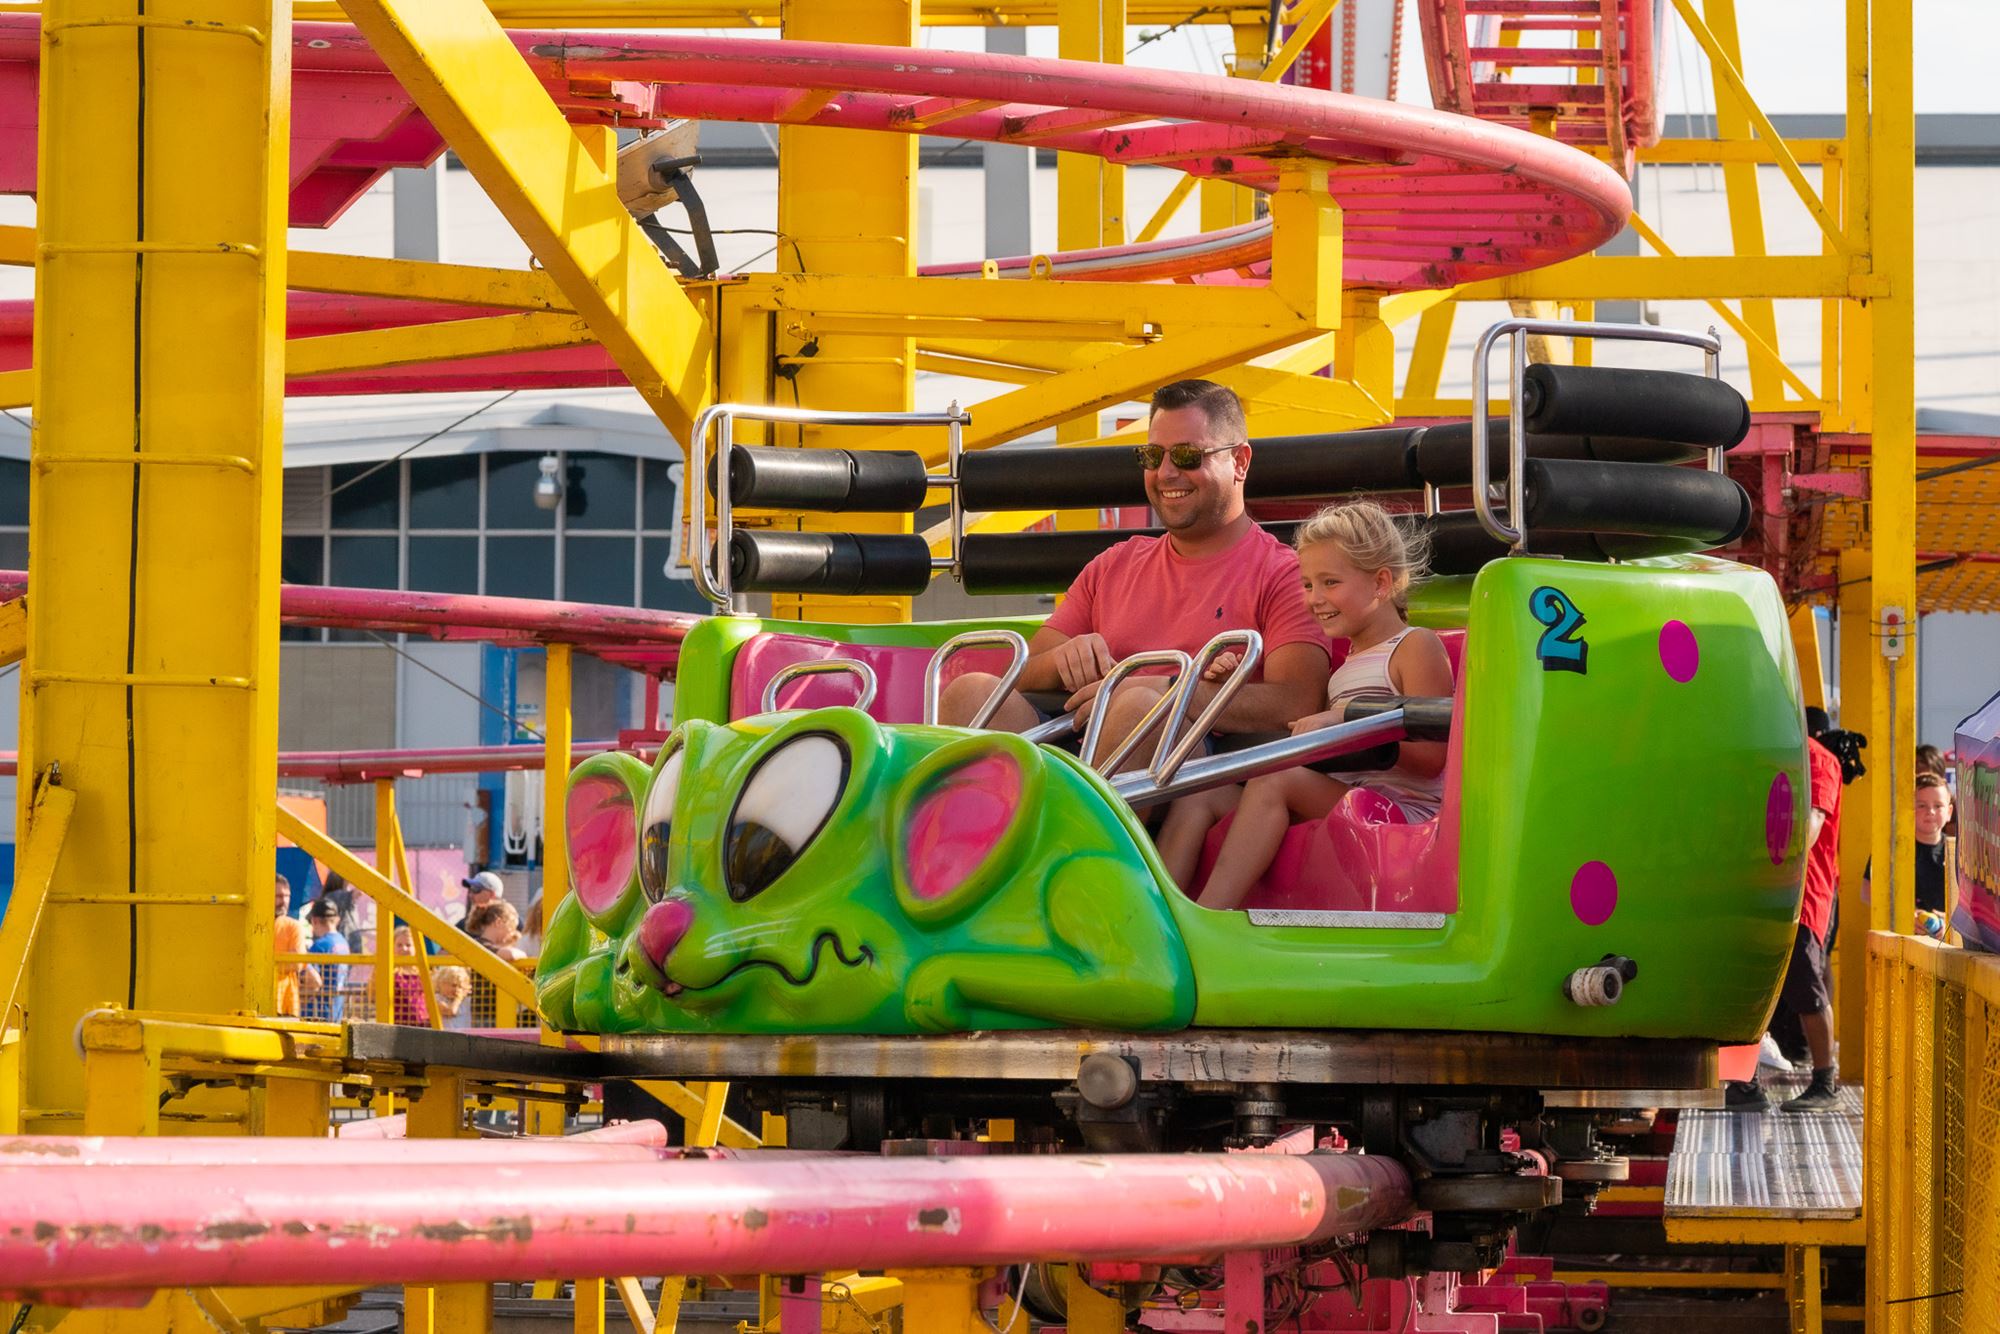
307,897,340,921
1804,705,1830,738
1149,379,1247,442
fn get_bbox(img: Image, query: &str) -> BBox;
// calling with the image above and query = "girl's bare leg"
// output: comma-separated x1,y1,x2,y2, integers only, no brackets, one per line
1156,785,1242,892
1196,768,1350,911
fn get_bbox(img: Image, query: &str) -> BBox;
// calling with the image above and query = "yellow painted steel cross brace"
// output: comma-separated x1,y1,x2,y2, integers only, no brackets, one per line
340,0,713,440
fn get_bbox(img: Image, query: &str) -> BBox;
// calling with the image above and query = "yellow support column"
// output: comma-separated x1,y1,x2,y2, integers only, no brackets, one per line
1835,551,1871,1073
773,0,918,625
407,1072,493,1334
1868,0,1916,943
1202,20,1266,231
21,0,288,1132
1058,0,1127,253
1698,0,1788,406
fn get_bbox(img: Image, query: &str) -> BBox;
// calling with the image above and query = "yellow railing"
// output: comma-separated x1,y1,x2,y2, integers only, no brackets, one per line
1866,932,2000,1331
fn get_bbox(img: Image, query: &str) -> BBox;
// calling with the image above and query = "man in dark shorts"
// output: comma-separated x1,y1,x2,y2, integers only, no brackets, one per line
1733,714,1843,1112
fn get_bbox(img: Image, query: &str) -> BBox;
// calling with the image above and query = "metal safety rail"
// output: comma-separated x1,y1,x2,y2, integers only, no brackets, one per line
686,400,968,612
1865,932,2000,1333
1469,319,1724,552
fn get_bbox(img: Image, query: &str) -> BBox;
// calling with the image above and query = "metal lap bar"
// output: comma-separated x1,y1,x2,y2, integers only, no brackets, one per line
1079,649,1193,773
923,628,1028,727
686,400,970,611
1021,713,1078,745
1149,629,1263,786
1469,319,1726,553
1112,709,1408,810
761,657,878,714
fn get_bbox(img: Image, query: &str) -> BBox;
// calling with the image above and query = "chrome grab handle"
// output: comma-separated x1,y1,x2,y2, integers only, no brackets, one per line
1078,649,1193,774
685,400,971,611
761,658,879,714
1112,709,1409,810
1148,629,1263,787
923,628,1029,727
1469,320,1726,553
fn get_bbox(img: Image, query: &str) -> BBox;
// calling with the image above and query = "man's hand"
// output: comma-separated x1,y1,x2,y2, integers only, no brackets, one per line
1288,709,1344,736
1046,632,1117,691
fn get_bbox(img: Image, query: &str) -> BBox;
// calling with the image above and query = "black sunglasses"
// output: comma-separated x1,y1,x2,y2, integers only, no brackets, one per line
1134,442,1242,471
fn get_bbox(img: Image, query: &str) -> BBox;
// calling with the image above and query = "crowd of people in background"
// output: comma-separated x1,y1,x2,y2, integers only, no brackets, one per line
270,866,539,1029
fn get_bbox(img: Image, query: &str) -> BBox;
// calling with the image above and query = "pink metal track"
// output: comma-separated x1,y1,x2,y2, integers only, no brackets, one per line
0,1144,1412,1304
0,18,1630,364
1417,0,1659,163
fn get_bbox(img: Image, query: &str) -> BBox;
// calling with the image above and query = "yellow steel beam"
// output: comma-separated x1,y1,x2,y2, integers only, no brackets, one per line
288,250,578,312
755,271,1298,331
1403,303,1454,406
288,310,595,377
1455,254,1879,302
0,777,75,1036
0,370,28,410
900,324,1309,466
1640,137,1842,165
1057,0,1126,254
1868,0,1916,941
1836,0,1872,435
2,228,581,313
1680,0,1785,404
288,1,1269,23
0,596,23,667
632,1078,760,1148
1623,215,1819,404
276,804,541,1011
22,0,289,1134
773,0,918,624
340,0,712,441
1669,0,1851,256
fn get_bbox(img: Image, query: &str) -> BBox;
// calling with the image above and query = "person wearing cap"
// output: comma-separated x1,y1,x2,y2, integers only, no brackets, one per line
300,897,352,1022
451,871,505,930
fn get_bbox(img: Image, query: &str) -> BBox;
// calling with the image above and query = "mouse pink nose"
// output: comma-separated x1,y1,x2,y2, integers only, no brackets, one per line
638,898,693,966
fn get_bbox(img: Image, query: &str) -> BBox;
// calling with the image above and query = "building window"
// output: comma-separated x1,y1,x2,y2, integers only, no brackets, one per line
278,453,697,642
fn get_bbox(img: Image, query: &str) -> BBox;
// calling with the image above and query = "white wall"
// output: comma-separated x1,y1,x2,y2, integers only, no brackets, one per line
1921,612,2000,750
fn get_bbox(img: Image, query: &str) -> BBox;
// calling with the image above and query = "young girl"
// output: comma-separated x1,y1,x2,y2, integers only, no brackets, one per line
1156,501,1453,910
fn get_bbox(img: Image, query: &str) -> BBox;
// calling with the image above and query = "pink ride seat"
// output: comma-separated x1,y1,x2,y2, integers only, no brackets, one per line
1189,628,1466,916
728,632,1013,724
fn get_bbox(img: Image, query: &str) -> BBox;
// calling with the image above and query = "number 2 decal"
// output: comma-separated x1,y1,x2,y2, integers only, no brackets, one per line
1530,586,1588,674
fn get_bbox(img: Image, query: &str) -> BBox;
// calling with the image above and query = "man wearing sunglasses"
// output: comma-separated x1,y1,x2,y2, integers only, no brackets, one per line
940,379,1330,767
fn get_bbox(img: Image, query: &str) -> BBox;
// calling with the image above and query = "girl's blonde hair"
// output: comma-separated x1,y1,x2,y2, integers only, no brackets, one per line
1294,500,1430,612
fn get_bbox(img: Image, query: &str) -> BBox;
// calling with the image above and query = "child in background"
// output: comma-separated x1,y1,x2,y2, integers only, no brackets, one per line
434,967,473,1030
1156,501,1453,910
391,926,429,1026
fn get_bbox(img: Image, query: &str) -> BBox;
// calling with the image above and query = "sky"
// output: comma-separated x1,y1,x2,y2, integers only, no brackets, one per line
901,1,2000,115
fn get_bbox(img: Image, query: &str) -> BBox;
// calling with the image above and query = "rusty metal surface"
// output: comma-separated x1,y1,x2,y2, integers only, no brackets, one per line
596,1028,1719,1090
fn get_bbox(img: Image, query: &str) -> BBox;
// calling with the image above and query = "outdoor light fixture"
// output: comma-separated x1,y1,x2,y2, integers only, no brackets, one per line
533,453,563,510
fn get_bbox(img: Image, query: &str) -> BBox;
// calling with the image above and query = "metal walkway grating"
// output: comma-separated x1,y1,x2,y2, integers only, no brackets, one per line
1664,1077,1864,1222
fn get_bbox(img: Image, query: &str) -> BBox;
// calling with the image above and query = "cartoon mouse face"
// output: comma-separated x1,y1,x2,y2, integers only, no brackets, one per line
537,708,1196,1036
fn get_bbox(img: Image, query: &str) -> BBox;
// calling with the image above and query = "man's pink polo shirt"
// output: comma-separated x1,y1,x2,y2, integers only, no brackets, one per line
1042,524,1331,676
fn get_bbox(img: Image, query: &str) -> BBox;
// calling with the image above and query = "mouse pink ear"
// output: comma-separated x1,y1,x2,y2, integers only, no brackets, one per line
566,753,650,931
892,734,1044,924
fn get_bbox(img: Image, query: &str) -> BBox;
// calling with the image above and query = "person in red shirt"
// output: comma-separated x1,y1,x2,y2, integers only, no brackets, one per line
939,380,1331,766
1735,708,1844,1112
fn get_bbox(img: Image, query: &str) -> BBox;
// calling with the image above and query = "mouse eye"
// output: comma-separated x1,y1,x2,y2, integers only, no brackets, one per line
638,747,684,903
725,733,848,902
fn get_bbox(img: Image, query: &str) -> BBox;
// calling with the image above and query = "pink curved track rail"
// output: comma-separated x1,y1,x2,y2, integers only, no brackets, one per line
0,17,1628,314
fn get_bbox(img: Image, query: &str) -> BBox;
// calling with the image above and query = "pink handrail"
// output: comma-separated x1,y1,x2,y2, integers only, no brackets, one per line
0,1147,1412,1302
